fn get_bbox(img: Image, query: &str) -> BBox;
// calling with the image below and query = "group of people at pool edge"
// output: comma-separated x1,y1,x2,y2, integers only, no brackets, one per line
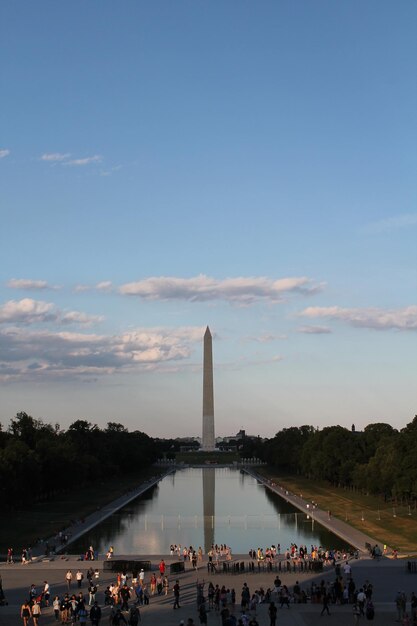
14,547,417,626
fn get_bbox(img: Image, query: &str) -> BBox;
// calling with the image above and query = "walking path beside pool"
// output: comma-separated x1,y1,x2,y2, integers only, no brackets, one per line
243,468,390,554
31,469,175,558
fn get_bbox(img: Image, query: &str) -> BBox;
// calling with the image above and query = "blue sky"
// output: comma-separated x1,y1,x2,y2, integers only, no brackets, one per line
1,0,416,437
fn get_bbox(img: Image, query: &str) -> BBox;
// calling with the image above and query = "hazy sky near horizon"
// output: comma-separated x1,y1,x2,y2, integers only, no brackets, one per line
1,1,416,437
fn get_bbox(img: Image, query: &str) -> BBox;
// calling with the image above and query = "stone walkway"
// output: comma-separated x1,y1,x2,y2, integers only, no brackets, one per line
1,554,416,625
33,469,174,557
244,468,390,553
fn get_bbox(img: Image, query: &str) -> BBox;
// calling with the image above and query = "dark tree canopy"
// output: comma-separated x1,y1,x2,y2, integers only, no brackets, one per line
255,416,417,501
1,412,159,509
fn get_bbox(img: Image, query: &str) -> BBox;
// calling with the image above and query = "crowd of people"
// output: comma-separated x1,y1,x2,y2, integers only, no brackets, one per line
8,546,417,626
248,543,358,565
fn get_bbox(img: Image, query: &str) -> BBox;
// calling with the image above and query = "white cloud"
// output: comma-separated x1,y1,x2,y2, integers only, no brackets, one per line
0,299,55,324
7,278,60,291
0,325,205,382
73,282,113,293
297,325,332,334
100,165,122,177
73,284,91,293
244,333,287,343
96,281,113,292
66,155,102,166
60,311,104,325
366,213,417,233
0,298,103,326
119,275,324,304
0,149,10,158
299,305,417,331
40,152,71,162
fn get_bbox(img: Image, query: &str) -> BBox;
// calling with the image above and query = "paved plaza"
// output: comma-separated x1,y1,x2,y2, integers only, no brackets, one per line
2,470,416,625
1,554,416,625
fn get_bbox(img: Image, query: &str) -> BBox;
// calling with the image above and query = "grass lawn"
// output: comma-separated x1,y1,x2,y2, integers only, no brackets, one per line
175,451,240,464
258,468,417,554
0,466,161,553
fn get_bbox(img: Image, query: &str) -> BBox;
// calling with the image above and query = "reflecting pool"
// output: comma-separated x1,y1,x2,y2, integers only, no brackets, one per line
71,468,350,555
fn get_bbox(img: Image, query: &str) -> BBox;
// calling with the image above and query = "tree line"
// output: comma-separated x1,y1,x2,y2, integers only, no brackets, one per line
2,411,416,508
0,412,158,509
248,416,417,502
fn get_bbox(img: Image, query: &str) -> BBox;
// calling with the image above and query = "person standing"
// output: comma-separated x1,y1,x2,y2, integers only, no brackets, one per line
120,584,130,611
77,602,88,625
268,601,277,626
60,594,71,623
43,581,50,607
163,576,169,596
89,601,102,625
241,583,250,611
159,560,166,576
396,591,407,622
150,573,157,596
198,603,207,625
173,580,181,609
52,595,60,621
411,592,417,623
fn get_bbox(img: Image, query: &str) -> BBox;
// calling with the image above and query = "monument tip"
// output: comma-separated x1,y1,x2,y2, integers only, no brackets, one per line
204,325,211,337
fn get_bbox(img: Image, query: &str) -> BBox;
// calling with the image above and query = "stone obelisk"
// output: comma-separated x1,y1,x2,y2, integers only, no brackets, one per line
202,326,215,451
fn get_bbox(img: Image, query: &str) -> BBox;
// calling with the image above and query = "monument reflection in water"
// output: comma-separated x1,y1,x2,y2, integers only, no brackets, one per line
203,467,215,552
71,468,350,555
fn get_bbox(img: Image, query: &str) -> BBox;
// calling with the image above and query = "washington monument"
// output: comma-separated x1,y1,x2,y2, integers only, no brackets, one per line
202,326,215,451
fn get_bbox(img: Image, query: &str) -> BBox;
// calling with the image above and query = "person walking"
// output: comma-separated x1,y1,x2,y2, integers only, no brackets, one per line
66,570,73,590
76,570,84,589
31,599,41,626
110,608,127,625
88,581,97,606
20,600,32,626
357,588,366,616
198,603,207,625
128,605,141,625
173,581,181,609
321,592,331,616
